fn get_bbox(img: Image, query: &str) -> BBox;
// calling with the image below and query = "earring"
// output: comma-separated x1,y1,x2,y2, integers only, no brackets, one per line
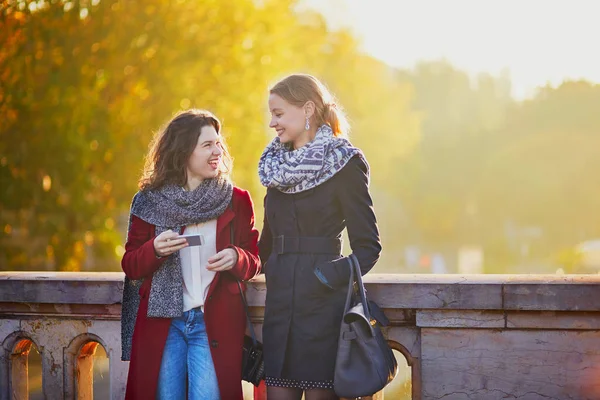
305,117,310,130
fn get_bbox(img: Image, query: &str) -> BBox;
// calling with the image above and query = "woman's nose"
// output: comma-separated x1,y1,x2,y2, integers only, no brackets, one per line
269,118,277,128
214,145,223,155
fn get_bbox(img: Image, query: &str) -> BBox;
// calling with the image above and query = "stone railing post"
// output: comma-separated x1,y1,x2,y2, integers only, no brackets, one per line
0,272,127,400
10,340,31,400
77,342,98,399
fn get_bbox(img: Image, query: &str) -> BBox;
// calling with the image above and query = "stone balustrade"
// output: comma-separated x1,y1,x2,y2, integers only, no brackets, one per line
2,272,600,399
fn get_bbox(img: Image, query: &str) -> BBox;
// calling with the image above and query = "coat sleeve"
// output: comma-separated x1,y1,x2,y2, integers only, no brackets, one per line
257,194,273,272
121,215,166,280
228,189,261,281
314,155,382,289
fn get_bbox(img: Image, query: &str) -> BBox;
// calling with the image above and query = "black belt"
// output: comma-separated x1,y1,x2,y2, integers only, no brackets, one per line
274,235,342,255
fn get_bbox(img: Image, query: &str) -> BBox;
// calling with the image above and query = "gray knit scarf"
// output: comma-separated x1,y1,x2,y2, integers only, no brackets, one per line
120,176,233,360
258,124,362,193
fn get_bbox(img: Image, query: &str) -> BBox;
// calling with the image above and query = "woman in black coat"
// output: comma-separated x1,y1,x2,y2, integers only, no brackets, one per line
258,74,382,400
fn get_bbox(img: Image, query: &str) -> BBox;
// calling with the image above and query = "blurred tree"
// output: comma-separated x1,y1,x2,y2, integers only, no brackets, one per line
393,62,600,271
0,0,420,271
313,47,421,269
0,0,306,270
476,81,600,261
3,0,598,273
394,61,513,249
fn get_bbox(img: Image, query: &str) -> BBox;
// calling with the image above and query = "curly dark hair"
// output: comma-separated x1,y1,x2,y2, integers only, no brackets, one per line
139,109,232,191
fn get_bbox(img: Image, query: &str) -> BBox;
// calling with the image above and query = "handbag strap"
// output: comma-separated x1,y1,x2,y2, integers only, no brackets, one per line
346,254,373,323
343,257,355,312
230,200,259,347
237,280,259,346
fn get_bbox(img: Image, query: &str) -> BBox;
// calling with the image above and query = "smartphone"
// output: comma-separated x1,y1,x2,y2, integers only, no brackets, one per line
179,234,204,247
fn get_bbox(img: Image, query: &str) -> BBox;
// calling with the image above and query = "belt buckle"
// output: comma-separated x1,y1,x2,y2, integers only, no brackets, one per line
277,235,285,254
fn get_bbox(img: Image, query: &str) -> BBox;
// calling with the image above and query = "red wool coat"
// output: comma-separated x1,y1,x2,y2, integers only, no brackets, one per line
122,187,261,400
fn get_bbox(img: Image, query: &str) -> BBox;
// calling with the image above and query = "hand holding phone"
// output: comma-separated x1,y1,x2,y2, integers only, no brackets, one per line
153,230,188,258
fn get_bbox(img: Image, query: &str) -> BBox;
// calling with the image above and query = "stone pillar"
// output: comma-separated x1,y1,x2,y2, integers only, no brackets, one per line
88,320,128,400
77,342,98,400
0,321,21,400
40,341,64,397
10,340,32,400
108,351,129,400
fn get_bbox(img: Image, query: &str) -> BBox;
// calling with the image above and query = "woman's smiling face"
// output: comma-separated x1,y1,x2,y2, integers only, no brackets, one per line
186,125,223,182
268,93,308,147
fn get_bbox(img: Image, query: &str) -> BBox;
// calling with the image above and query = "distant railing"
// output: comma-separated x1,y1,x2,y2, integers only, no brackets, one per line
2,272,600,399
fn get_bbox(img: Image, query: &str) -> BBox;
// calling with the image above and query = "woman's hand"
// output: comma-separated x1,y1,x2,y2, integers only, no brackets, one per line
153,230,188,258
206,248,238,272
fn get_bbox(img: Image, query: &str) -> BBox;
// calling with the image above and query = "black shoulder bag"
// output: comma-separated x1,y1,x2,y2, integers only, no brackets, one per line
333,254,398,397
230,202,265,386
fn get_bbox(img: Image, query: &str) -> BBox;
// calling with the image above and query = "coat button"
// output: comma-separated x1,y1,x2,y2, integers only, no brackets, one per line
211,340,218,348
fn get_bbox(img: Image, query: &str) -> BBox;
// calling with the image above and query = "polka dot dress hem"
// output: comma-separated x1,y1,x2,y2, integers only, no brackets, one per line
265,377,334,390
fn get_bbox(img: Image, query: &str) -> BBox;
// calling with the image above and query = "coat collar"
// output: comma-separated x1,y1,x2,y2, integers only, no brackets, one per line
216,205,235,240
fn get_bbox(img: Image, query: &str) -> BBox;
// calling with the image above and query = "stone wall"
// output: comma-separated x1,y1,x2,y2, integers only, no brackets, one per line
2,272,600,399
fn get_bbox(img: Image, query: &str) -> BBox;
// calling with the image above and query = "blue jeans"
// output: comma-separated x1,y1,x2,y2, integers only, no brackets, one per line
156,308,220,400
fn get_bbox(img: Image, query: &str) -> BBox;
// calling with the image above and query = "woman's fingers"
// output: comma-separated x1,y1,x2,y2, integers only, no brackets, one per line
155,239,239,266
166,237,189,246
207,264,229,271
207,252,223,264
207,255,228,270
155,236,188,256
172,244,188,254
166,241,189,254
157,238,187,250
157,229,177,240
207,249,236,271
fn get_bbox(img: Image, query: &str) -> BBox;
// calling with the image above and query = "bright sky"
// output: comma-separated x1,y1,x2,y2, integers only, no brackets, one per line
299,0,600,99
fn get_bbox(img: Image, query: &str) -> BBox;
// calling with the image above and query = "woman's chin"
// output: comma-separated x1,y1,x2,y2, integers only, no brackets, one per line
198,170,219,181
278,135,293,145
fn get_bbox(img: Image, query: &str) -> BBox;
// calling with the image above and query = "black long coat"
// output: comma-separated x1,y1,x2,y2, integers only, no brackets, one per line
258,155,382,382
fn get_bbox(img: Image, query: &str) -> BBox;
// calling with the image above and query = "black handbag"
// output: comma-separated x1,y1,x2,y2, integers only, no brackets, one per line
333,254,398,397
229,203,265,386
237,280,265,386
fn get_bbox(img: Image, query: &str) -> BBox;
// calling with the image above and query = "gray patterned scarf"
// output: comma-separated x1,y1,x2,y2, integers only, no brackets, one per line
121,176,233,360
258,124,362,193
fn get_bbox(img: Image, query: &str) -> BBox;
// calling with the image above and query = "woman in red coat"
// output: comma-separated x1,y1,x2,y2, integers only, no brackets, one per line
120,109,260,399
